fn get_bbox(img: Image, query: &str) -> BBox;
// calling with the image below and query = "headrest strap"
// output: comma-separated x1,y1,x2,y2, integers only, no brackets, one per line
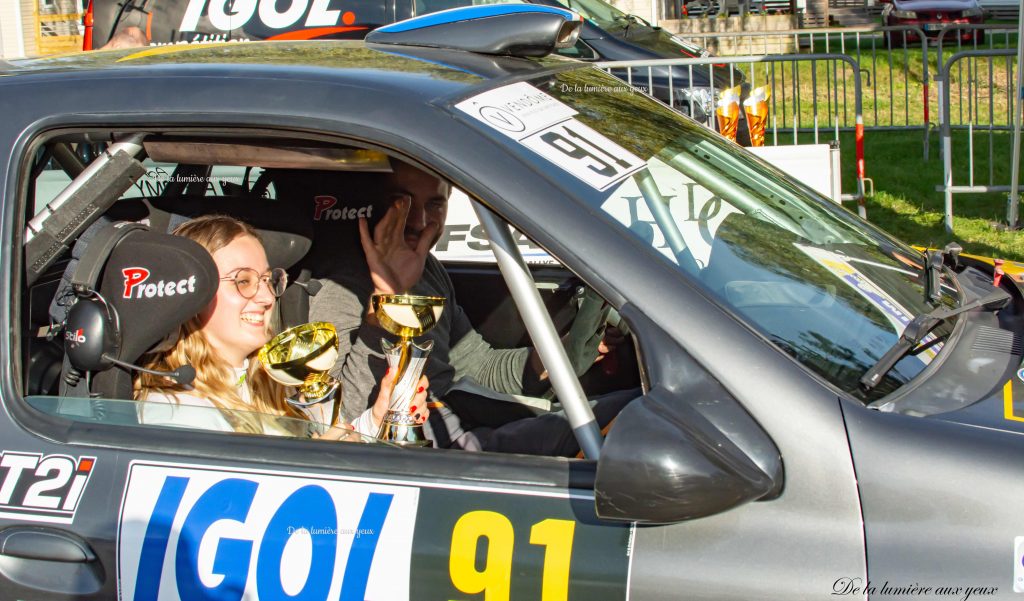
71,222,149,294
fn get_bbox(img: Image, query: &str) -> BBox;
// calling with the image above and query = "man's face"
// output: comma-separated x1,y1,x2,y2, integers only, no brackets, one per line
385,162,450,251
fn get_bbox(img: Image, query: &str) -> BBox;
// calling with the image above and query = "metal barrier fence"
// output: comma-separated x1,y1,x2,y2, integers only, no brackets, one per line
598,26,1020,230
673,25,1019,160
672,26,931,154
937,47,1019,232
596,54,868,216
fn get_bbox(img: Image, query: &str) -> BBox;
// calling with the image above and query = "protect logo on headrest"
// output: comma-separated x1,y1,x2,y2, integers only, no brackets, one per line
313,196,374,222
122,267,197,300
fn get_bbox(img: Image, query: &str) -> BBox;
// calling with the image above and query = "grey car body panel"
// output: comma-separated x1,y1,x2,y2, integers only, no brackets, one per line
26,41,1024,598
844,402,1024,596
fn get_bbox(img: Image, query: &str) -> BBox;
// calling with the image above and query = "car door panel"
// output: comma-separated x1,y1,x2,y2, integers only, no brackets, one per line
117,459,632,600
844,403,1024,597
2,398,633,600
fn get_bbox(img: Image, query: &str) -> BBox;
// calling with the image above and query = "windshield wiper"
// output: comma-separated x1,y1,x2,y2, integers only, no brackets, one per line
859,286,1011,391
924,243,962,303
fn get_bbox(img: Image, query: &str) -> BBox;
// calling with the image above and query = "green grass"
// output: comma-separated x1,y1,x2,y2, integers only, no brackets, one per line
725,36,1023,260
811,129,1024,261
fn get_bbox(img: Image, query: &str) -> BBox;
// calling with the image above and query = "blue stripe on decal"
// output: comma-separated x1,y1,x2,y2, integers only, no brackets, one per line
338,493,395,601
133,476,189,601
376,5,579,33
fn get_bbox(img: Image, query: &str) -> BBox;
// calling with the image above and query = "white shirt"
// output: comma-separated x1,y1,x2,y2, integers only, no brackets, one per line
138,365,380,437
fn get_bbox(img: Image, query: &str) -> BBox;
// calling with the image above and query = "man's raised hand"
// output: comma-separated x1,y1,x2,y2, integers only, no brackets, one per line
359,196,437,296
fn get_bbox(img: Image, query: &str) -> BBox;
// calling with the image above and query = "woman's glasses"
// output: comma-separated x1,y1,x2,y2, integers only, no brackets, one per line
220,268,288,299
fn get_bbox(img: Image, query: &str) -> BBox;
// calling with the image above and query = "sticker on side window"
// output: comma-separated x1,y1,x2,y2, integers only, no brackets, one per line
118,461,419,600
456,82,645,191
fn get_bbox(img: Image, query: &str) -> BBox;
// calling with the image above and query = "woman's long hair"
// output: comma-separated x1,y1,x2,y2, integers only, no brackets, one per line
134,215,306,433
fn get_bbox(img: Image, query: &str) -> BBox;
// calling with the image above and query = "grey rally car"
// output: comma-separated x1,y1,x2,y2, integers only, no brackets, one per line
2,6,1024,601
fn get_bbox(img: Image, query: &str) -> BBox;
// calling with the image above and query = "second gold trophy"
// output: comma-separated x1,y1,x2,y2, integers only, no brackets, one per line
372,293,445,446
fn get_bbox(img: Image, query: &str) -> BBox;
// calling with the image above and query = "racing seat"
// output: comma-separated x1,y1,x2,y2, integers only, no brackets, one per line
44,195,315,414
55,222,218,423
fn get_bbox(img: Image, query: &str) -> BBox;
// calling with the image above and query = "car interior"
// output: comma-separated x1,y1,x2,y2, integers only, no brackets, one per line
21,131,643,454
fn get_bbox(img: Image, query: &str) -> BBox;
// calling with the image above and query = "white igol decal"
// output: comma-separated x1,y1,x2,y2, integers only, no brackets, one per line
456,82,645,191
118,462,419,601
0,451,95,524
1015,537,1024,592
180,0,344,32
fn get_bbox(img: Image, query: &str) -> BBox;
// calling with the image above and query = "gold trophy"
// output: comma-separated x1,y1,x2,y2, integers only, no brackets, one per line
258,321,342,425
371,293,445,446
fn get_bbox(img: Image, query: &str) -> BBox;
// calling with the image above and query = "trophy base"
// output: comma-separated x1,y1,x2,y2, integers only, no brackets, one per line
378,413,433,447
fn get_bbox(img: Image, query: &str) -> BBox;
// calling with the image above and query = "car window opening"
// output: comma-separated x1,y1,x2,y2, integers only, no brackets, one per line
21,132,644,460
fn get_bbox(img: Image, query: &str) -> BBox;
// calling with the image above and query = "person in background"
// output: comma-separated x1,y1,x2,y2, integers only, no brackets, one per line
309,161,633,456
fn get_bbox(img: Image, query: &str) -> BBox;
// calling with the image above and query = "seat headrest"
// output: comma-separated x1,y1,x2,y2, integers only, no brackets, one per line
64,223,218,370
51,197,313,326
98,227,218,362
266,170,392,260
146,196,313,270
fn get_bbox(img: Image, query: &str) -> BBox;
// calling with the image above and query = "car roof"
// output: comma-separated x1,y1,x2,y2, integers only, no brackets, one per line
2,40,579,95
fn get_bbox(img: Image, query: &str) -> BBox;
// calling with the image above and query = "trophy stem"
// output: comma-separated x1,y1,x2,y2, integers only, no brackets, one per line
392,337,413,402
377,337,434,446
302,372,336,402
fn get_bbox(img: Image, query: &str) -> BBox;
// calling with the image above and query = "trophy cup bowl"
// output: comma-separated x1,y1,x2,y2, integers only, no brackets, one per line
258,322,341,408
371,294,445,446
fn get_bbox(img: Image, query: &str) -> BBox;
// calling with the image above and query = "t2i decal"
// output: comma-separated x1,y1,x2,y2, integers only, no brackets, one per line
0,451,96,524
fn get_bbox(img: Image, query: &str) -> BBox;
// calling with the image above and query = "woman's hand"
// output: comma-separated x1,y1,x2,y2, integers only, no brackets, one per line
372,369,430,427
314,423,365,442
359,197,436,298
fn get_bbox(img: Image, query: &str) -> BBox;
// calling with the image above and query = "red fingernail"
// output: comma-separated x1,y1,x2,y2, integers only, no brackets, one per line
385,368,390,376
410,405,417,412
417,386,425,393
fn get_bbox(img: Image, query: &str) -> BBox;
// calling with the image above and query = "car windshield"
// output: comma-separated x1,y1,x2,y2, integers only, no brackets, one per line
461,68,959,403
560,0,632,28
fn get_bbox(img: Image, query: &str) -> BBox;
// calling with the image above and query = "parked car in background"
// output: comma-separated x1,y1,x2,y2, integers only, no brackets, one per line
881,0,985,45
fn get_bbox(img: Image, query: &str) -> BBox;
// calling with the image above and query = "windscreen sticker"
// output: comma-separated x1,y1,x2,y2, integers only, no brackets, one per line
796,244,940,363
457,83,645,190
599,156,741,268
117,462,419,601
456,82,578,139
0,451,95,524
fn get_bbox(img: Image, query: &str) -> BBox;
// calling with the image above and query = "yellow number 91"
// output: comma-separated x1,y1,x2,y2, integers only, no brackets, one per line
449,511,576,601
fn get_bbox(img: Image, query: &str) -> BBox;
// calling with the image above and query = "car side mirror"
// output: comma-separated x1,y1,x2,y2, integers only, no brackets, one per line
594,305,783,524
594,388,780,523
